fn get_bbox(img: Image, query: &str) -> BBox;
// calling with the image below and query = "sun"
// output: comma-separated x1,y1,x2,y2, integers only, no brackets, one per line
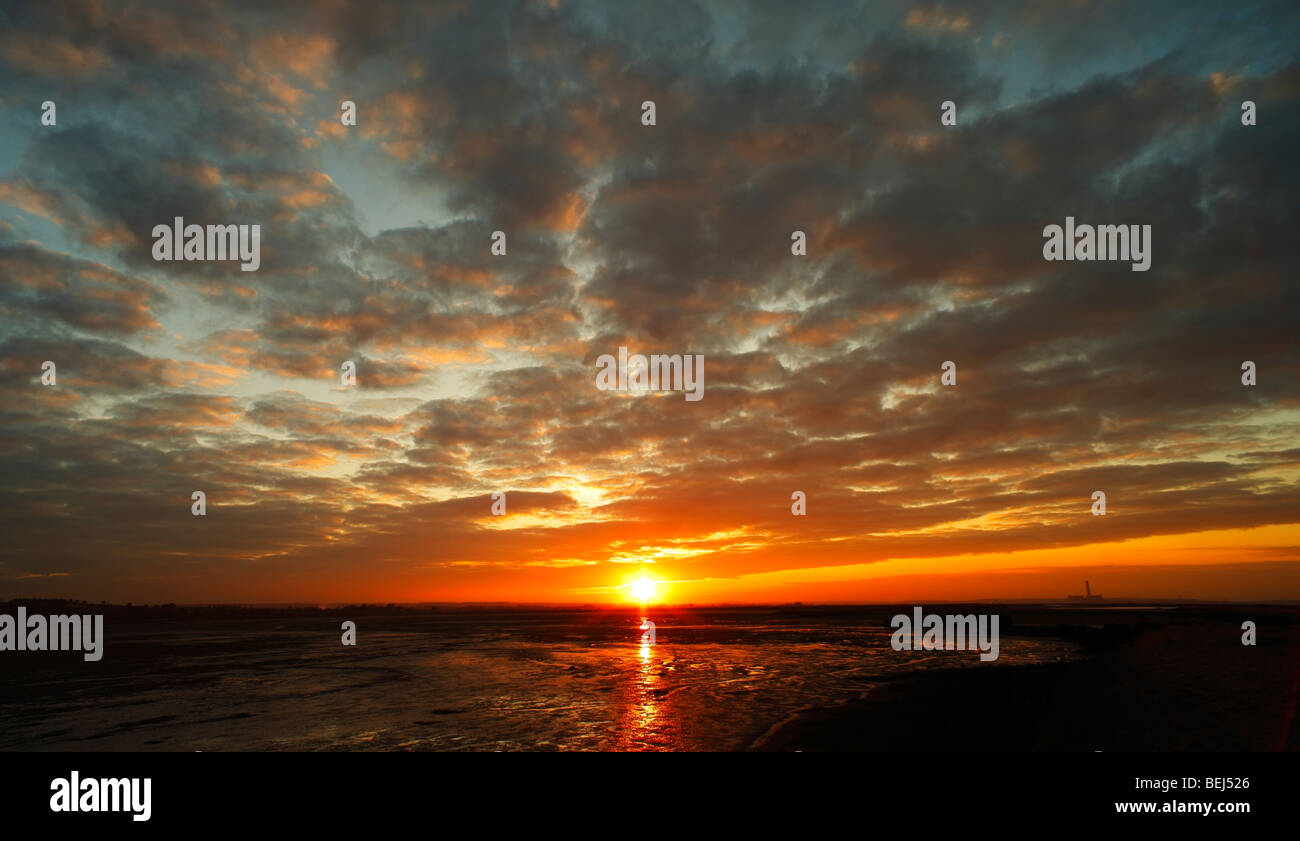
627,576,660,604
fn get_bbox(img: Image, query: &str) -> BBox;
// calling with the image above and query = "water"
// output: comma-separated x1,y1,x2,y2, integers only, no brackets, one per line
0,607,1078,751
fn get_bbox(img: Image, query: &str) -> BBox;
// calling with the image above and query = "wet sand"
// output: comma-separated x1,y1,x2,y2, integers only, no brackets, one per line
0,603,1075,751
5,602,1294,751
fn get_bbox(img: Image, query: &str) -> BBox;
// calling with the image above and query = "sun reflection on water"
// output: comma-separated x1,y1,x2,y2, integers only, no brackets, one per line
613,614,669,748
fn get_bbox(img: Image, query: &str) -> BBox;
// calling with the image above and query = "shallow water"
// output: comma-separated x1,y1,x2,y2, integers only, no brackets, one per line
0,608,1078,751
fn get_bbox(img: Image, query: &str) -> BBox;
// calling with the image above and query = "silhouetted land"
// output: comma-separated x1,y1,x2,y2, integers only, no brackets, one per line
754,605,1300,751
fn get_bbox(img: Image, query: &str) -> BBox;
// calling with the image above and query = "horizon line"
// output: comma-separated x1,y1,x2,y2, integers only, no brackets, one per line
5,597,1299,609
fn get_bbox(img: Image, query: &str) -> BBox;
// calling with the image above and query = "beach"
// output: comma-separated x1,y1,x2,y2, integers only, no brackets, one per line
2,602,1294,751
754,607,1300,751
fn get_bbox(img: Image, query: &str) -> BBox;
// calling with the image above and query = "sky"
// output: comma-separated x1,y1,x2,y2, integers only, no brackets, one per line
0,0,1297,605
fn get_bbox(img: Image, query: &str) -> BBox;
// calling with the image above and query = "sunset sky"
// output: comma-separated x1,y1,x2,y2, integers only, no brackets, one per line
1,0,1297,604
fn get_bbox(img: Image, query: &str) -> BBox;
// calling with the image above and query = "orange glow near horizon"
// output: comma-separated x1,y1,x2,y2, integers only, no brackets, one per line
21,523,1300,607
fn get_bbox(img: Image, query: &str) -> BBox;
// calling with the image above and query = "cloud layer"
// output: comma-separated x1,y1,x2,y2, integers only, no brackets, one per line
1,0,1297,602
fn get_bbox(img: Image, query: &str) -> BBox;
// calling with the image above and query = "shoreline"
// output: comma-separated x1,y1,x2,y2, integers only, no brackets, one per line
753,617,1300,751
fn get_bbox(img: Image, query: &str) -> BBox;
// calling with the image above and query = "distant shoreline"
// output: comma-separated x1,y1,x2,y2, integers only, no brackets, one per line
4,598,1299,616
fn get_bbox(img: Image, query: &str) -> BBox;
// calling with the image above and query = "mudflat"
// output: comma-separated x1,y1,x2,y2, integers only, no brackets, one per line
755,610,1300,751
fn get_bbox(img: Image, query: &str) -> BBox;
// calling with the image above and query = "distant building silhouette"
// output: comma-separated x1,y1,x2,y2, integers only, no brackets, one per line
1068,580,1103,600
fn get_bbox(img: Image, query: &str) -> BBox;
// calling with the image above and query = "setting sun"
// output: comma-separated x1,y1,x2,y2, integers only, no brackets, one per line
628,576,661,604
